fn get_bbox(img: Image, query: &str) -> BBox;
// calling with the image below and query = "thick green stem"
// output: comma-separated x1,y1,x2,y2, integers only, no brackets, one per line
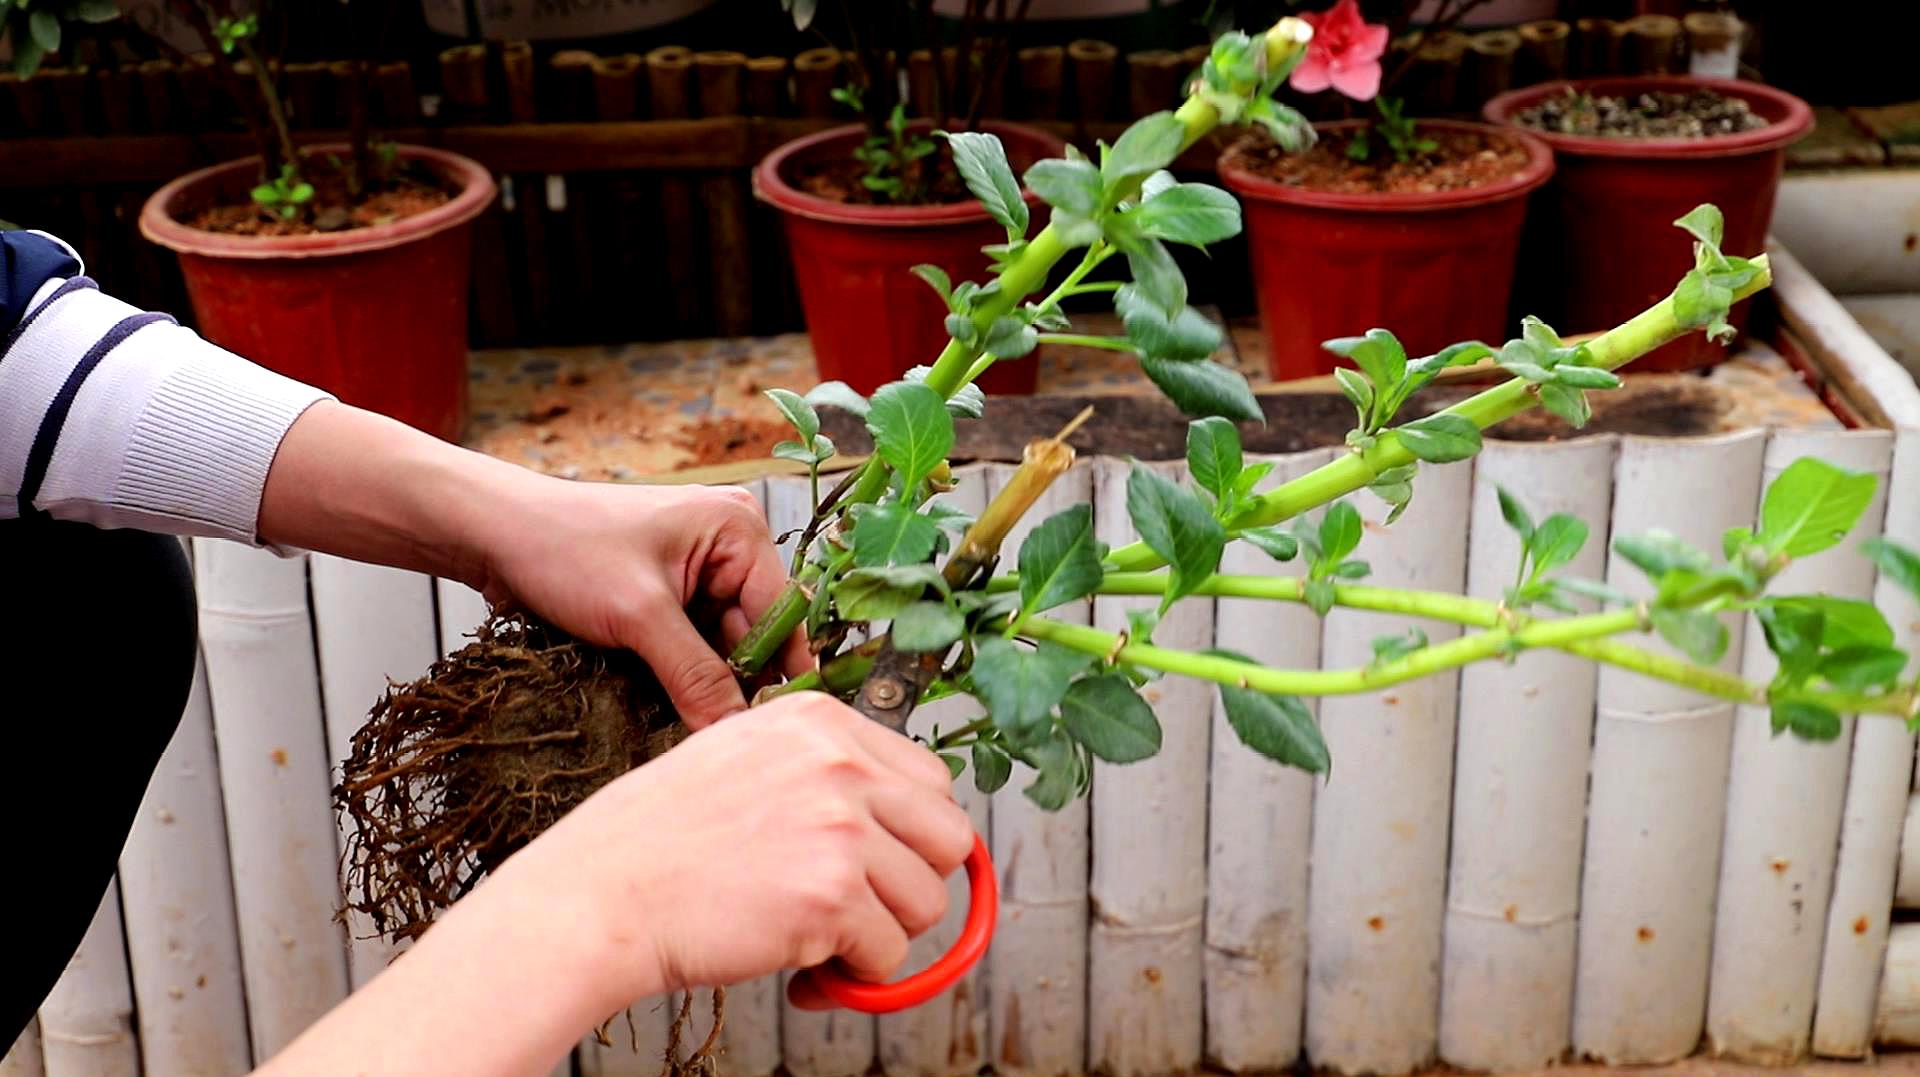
1016,608,1645,697
1104,258,1775,573
990,571,1918,718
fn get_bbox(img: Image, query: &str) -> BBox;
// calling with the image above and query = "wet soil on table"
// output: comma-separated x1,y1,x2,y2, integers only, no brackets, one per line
1226,126,1535,195
1513,87,1770,139
675,415,794,467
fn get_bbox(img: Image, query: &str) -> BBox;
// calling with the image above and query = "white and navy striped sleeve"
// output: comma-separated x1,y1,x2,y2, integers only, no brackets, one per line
0,229,332,546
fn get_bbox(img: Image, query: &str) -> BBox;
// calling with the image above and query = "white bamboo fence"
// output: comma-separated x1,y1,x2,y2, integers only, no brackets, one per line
20,424,1920,1077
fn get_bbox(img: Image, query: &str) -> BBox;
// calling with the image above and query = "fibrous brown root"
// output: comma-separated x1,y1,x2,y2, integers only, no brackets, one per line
333,614,683,938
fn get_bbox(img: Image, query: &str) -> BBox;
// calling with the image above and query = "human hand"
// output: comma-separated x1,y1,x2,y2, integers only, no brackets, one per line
487,691,974,1013
471,472,812,727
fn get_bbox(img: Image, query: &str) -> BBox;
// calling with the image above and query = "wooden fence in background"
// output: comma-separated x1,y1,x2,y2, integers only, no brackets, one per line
0,15,1719,350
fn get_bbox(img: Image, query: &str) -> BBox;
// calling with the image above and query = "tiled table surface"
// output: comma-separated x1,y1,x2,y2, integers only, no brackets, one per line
464,312,1839,481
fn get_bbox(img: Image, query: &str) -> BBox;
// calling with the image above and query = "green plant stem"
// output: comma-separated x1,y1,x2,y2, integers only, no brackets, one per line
1104,259,1775,574
729,19,1312,676
933,716,995,750
1015,608,1644,697
988,571,1917,718
1036,334,1133,350
234,36,301,181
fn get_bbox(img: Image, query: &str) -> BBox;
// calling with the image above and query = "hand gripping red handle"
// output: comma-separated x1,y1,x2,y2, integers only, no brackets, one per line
808,832,998,1013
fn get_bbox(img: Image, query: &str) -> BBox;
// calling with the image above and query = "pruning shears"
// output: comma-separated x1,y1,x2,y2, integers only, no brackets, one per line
806,648,1000,1013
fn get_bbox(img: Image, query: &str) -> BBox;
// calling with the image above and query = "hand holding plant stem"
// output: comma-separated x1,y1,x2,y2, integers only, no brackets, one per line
733,12,1920,812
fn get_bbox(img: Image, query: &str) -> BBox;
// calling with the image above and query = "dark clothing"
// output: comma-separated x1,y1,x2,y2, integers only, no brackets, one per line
1,230,198,1044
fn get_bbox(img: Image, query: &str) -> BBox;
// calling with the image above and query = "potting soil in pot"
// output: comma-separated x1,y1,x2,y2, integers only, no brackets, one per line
791,152,972,206
186,162,453,236
1225,126,1534,194
1512,87,1769,139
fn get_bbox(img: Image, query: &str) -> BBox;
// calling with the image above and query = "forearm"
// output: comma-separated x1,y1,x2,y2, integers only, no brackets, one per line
257,400,535,587
252,855,643,1077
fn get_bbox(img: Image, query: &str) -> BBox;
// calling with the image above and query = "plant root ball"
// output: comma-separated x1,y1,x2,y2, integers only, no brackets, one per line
335,615,685,944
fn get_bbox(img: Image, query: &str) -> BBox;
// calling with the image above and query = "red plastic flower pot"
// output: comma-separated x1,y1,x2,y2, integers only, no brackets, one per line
1218,120,1555,384
139,145,496,442
1484,77,1812,373
754,122,1067,397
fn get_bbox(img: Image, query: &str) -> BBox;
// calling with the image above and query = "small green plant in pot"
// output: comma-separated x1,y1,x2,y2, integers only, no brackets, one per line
755,0,1065,397
6,1,496,441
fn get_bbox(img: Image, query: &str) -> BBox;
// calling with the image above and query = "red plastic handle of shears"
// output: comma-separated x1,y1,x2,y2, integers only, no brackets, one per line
809,832,998,1013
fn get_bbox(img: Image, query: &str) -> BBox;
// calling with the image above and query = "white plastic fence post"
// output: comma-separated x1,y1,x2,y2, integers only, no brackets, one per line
1813,428,1920,1057
36,884,138,1077
117,643,252,1075
1571,430,1766,1063
1441,436,1616,1071
983,460,1093,1077
1088,457,1213,1077
1203,448,1335,1073
309,555,440,987
1305,459,1472,1076
194,539,352,1058
1708,430,1895,1063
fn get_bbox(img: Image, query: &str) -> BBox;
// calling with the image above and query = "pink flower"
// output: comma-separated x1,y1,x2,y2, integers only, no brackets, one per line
1289,0,1389,102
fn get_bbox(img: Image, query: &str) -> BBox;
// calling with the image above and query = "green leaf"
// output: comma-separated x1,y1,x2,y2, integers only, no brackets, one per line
1139,357,1262,422
1101,111,1186,190
1214,669,1330,772
971,742,1012,794
1335,367,1375,428
852,503,942,568
1240,526,1299,562
972,637,1093,733
1554,365,1622,391
1318,501,1363,565
1615,529,1711,579
1759,457,1878,558
984,315,1039,359
892,601,965,653
29,8,59,51
1324,330,1407,400
903,364,987,421
1673,270,1734,338
926,502,975,534
764,388,819,443
940,753,966,779
945,131,1028,239
1528,514,1590,577
1331,560,1371,579
866,381,954,493
1304,578,1337,617
10,34,46,79
1724,525,1756,560
1771,699,1841,741
1370,627,1429,666
1018,504,1106,617
1127,464,1226,604
1023,157,1101,216
1059,674,1162,763
1396,413,1482,464
1122,238,1187,315
1021,730,1080,810
1674,204,1725,248
1401,341,1495,401
772,439,828,466
1864,537,1920,604
806,381,870,418
1497,486,1535,543
1141,169,1177,201
836,564,946,620
1820,646,1908,692
1370,465,1415,525
1537,382,1593,428
1128,183,1242,246
910,264,953,306
1651,607,1729,665
1553,577,1631,606
74,0,120,22
1116,285,1221,361
1186,417,1243,506
1766,596,1893,650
